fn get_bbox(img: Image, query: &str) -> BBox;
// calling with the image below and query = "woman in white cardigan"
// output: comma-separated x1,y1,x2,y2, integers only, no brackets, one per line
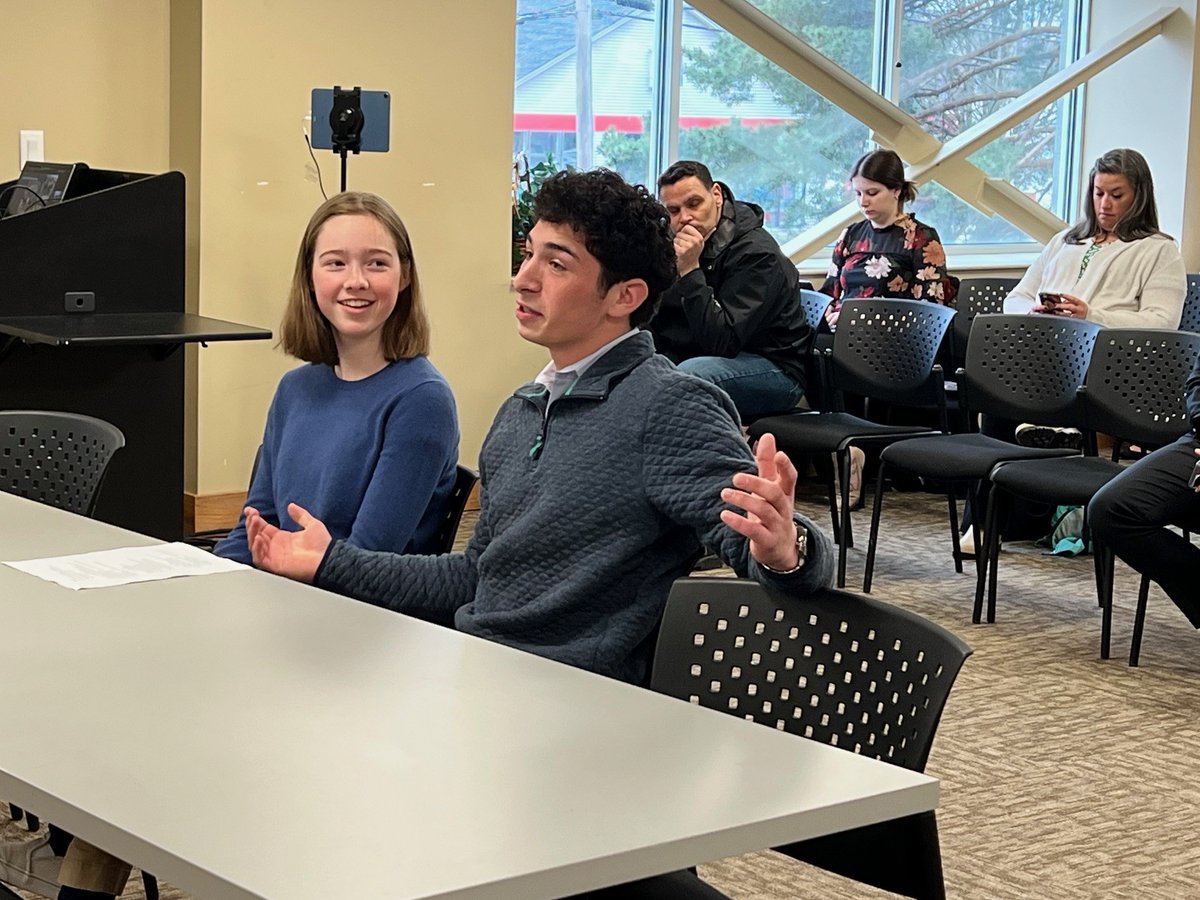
1004,148,1185,328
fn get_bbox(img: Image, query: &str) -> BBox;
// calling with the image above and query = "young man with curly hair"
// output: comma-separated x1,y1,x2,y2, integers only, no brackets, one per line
248,168,831,684
246,170,832,897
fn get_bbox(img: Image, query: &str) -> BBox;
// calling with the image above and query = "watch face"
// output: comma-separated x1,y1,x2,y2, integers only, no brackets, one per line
796,526,808,557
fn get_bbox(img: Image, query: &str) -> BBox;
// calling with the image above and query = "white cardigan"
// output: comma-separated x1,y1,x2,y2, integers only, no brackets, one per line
1004,229,1186,328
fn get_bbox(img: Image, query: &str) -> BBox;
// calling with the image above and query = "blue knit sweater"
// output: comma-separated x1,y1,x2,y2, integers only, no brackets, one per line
216,357,459,564
315,332,832,684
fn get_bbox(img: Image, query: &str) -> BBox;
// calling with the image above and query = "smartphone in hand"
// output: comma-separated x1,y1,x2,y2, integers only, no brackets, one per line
1038,292,1062,309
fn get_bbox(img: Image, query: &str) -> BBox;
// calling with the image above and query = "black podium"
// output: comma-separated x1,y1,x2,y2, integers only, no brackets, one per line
0,168,270,540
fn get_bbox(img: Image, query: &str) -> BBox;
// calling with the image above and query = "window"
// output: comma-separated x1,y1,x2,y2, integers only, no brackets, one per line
896,0,1083,243
513,0,1084,249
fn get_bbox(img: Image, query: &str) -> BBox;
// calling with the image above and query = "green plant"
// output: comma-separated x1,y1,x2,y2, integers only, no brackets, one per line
512,153,560,273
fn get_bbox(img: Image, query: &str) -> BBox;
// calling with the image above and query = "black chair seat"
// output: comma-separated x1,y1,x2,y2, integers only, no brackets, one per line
991,456,1122,506
880,432,1078,481
863,315,1102,598
751,411,938,454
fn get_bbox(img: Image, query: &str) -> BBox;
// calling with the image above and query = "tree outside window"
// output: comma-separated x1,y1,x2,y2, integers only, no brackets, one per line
512,0,1081,247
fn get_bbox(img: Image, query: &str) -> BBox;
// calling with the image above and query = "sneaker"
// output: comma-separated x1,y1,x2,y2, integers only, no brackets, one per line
0,836,63,895
1014,424,1083,451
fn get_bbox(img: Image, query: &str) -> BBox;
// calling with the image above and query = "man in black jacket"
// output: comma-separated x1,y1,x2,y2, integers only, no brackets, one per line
649,160,810,420
1090,352,1200,626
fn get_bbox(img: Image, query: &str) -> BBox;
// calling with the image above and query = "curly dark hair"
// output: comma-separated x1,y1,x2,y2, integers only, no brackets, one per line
532,168,677,328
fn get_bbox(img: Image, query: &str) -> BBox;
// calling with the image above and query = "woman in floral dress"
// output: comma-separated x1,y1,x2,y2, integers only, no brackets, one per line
820,148,955,330
815,148,955,507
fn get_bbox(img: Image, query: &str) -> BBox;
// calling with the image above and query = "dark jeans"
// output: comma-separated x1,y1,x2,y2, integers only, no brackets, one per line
678,352,804,421
1089,435,1200,627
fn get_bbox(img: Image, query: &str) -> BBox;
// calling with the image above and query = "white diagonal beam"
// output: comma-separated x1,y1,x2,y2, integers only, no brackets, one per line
690,0,1180,256
688,0,941,163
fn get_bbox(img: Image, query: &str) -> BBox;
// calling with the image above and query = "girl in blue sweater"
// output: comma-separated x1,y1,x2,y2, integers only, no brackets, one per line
216,192,459,564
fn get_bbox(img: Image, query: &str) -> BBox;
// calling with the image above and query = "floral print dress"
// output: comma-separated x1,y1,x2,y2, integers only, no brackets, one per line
820,214,955,311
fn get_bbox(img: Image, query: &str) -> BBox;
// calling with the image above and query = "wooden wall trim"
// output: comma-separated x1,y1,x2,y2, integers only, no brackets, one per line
185,491,249,534
184,483,482,536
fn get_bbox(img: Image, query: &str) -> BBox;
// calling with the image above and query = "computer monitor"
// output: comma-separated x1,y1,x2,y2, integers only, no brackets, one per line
3,161,83,218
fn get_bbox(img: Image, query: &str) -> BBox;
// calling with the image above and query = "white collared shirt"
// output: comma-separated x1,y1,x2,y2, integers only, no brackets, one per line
533,329,639,412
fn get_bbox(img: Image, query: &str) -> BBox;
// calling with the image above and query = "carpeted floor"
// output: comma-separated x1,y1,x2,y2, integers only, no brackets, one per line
4,484,1197,899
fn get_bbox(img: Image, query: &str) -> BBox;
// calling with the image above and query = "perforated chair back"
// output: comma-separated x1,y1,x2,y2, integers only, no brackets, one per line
651,578,972,772
1181,274,1200,333
830,299,956,411
946,277,1018,368
434,464,478,554
0,411,125,517
962,314,1100,426
1082,328,1200,450
798,288,832,330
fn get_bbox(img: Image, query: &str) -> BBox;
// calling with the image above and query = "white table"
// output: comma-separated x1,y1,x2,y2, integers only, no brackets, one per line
0,492,937,899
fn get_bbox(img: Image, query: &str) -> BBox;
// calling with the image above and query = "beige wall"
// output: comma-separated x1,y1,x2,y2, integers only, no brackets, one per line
194,0,527,494
1084,2,1200,267
0,0,523,501
0,1,169,176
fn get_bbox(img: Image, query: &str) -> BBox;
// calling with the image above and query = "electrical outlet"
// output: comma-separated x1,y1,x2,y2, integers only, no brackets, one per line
64,291,95,313
19,130,44,166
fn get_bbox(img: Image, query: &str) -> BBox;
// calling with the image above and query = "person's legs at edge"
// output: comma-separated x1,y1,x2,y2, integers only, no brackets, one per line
57,839,131,900
676,353,803,422
1089,437,1200,625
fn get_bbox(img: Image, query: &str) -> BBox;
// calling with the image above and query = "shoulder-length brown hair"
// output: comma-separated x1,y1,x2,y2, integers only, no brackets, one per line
280,192,429,365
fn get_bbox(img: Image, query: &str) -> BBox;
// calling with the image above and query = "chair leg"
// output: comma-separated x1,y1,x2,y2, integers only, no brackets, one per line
1099,542,1113,662
947,489,963,575
839,449,855,550
985,489,1004,624
863,463,888,594
1130,574,1151,667
1092,541,1112,660
24,812,38,832
6,803,22,825
143,871,160,900
837,449,852,588
823,457,841,546
972,484,993,625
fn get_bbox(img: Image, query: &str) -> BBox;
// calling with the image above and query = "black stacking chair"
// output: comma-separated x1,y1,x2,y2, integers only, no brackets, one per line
0,410,124,516
863,315,1101,607
435,464,479,554
944,277,1016,373
797,289,833,410
1181,274,1200,333
984,330,1200,658
750,299,955,587
651,578,972,900
941,278,1018,430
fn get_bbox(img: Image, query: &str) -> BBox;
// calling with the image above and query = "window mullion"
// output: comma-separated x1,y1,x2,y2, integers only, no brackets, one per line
650,0,683,185
873,0,902,105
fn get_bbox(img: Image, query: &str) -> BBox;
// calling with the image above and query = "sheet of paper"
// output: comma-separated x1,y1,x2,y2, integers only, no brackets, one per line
4,542,246,590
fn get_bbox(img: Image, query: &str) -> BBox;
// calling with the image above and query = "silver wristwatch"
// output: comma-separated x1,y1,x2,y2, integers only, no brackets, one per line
761,525,808,574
